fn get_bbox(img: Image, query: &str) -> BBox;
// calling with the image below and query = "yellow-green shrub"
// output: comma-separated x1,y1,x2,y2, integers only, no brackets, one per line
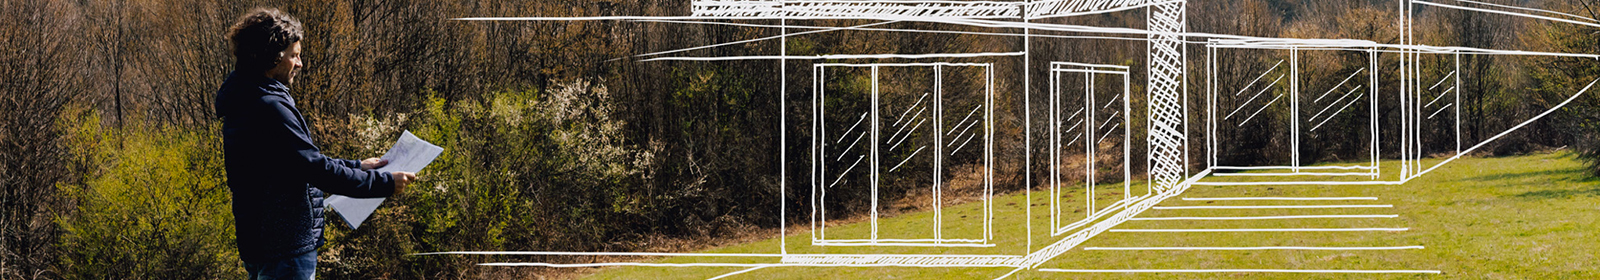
54,106,240,279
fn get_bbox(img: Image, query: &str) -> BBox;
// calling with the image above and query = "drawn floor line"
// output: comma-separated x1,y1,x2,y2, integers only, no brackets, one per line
707,266,769,280
1180,197,1378,201
1082,246,1424,251
1129,214,1398,220
1153,205,1392,209
1036,268,1442,274
1108,228,1409,232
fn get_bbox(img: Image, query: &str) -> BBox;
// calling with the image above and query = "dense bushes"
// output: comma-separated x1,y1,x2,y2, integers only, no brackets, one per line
53,107,240,279
1524,0,1600,175
319,79,653,278
43,79,658,279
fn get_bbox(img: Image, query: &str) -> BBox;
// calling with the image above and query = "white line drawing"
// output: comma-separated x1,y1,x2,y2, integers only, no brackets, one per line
813,62,995,247
1083,246,1424,250
1129,214,1399,221
416,0,1600,278
1047,62,1133,237
707,266,771,280
1109,228,1410,232
1152,205,1393,209
1038,268,1443,274
1181,197,1377,200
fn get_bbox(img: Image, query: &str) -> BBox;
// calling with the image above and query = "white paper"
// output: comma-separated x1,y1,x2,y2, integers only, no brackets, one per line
327,130,443,229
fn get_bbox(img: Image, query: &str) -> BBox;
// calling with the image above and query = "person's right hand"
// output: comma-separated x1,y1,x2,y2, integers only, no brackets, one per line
391,171,417,195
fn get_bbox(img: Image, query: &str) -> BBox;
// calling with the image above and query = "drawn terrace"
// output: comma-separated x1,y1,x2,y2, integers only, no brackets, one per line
427,0,1600,274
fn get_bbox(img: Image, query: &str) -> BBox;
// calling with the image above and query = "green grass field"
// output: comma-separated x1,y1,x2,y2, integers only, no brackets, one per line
571,152,1600,279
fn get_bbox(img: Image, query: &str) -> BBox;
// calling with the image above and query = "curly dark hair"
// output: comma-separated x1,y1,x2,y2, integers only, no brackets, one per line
228,8,303,74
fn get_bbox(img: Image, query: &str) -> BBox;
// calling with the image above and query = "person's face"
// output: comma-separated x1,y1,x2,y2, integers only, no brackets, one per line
265,41,303,85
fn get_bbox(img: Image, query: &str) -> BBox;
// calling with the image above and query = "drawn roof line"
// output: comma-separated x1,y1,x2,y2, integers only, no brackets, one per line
692,0,1023,18
689,0,1171,19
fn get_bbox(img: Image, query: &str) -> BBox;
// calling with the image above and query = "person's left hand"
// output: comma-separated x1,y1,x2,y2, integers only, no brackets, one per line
361,158,389,170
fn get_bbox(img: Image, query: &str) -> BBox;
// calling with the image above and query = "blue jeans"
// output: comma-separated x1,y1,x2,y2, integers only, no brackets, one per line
244,250,316,280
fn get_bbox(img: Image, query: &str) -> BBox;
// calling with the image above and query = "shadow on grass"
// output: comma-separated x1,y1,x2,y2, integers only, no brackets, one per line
1491,169,1600,199
1457,169,1586,184
1445,153,1600,199
1516,184,1600,199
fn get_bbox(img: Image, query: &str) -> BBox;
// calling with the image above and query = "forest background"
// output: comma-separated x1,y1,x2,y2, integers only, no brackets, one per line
4,0,1600,279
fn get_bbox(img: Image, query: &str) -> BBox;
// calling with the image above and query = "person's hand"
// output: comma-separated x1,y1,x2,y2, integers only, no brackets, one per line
361,158,389,170
391,171,417,194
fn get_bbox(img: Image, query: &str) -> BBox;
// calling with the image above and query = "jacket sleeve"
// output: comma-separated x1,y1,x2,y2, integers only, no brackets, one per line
260,96,396,198
339,158,363,169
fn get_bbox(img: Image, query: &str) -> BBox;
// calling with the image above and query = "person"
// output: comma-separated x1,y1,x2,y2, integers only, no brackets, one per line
213,8,417,280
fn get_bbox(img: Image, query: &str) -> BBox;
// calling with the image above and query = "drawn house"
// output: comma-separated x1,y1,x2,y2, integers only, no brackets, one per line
452,0,1600,271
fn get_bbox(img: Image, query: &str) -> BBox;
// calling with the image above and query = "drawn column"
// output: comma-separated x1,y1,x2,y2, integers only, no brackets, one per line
1147,0,1187,194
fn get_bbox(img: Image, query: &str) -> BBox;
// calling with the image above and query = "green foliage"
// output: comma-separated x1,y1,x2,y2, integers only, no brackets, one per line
1525,1,1600,175
53,105,241,279
321,79,650,278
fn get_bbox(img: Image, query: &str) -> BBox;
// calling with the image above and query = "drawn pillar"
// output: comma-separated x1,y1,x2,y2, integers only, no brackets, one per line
1147,0,1186,194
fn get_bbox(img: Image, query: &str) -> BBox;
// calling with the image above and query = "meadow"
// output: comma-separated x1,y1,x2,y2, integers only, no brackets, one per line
582,152,1600,279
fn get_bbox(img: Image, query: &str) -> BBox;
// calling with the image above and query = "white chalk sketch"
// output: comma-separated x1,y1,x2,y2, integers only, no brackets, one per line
418,0,1600,278
813,62,996,247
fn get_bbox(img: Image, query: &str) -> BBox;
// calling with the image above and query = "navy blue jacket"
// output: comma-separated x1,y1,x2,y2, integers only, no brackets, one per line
214,71,395,263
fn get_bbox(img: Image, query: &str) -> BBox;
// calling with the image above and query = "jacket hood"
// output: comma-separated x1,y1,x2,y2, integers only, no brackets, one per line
215,71,292,120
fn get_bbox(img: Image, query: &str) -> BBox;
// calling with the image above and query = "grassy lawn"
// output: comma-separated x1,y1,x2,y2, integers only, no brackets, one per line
573,152,1600,279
